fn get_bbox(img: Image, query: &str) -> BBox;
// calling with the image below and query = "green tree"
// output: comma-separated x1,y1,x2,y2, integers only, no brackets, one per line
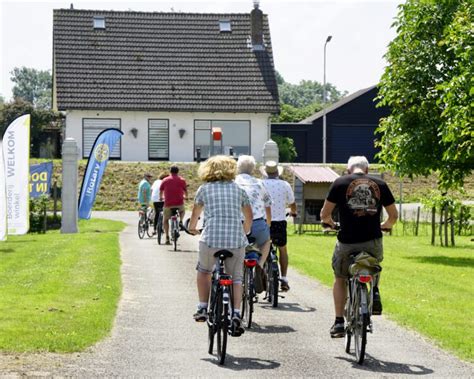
0,98,62,156
272,102,322,123
271,134,297,162
377,0,473,191
11,67,52,109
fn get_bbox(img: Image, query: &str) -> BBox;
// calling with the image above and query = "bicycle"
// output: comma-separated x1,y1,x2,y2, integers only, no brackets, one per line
168,208,181,251
324,222,386,365
344,252,381,365
183,224,236,366
138,206,154,239
241,239,260,328
264,241,281,308
155,202,165,245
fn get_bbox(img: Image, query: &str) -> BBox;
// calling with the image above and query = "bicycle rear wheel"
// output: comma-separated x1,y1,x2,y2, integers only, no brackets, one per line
173,226,178,251
216,296,229,365
354,285,368,364
345,287,352,354
270,263,279,308
242,268,254,328
157,213,163,245
138,217,145,239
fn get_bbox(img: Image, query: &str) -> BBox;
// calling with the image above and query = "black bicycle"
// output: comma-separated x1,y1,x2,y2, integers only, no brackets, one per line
138,206,154,239
264,241,281,308
241,241,259,328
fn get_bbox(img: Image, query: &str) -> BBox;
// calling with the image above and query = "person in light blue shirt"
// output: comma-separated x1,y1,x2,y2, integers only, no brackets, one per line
137,173,152,209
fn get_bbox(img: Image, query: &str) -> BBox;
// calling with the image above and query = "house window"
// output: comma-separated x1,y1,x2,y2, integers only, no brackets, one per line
93,16,105,29
219,20,231,32
194,120,250,159
148,119,169,160
82,118,121,159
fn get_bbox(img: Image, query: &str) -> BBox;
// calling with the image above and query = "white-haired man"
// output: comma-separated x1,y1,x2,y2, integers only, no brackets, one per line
320,156,398,338
235,155,272,292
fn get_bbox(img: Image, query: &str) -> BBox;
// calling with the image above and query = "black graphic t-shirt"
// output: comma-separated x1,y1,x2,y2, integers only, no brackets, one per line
326,173,395,243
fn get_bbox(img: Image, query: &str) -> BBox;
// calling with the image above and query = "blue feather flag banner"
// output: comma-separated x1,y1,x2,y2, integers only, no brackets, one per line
78,128,123,220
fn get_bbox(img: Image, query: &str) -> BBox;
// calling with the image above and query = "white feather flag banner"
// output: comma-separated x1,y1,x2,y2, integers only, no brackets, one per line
3,114,30,235
0,139,7,241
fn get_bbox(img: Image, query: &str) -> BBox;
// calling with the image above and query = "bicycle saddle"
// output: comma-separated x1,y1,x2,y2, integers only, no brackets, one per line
214,250,233,259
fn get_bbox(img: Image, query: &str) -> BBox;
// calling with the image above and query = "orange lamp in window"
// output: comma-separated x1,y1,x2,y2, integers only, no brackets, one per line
212,127,222,141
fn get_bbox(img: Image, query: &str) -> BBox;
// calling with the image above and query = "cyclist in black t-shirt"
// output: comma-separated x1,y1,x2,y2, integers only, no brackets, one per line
320,156,398,338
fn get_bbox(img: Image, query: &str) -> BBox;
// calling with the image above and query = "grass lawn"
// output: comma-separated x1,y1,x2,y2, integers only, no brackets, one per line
0,218,126,352
288,231,474,362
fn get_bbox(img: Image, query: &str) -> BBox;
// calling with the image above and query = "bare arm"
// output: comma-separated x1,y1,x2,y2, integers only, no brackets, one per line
242,205,253,235
289,202,297,216
381,203,398,230
189,203,203,234
320,200,337,228
265,206,272,226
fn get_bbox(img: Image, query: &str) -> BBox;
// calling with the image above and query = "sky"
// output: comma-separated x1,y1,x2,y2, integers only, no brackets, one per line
0,0,401,101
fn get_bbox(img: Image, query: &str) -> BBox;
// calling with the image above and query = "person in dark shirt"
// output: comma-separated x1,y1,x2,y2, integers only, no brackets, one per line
320,156,398,338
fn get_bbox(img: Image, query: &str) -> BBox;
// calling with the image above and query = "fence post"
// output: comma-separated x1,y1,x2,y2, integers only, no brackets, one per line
450,208,455,246
53,181,58,220
415,206,420,236
439,208,443,246
42,201,47,233
431,207,436,245
444,206,448,247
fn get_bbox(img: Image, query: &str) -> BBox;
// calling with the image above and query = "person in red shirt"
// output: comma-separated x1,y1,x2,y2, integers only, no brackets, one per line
159,165,188,244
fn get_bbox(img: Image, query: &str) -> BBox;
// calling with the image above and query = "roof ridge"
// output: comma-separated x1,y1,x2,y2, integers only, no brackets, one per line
54,9,267,17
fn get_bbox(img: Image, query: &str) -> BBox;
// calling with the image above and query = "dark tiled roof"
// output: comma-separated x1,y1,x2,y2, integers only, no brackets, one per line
53,9,279,113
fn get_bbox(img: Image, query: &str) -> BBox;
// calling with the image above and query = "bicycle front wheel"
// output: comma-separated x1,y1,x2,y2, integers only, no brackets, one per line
146,219,154,238
216,297,229,365
242,268,254,328
138,217,145,239
354,285,368,364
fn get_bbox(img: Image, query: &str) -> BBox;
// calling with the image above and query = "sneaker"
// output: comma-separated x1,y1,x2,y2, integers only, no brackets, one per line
372,287,383,315
231,316,245,337
281,280,290,292
193,308,208,322
254,265,264,294
330,322,345,338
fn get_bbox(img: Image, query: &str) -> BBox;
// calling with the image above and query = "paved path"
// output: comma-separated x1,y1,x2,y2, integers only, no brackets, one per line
1,211,472,377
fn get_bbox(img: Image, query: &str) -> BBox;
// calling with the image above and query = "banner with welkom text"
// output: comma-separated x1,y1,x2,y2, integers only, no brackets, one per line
0,139,7,241
78,128,123,220
3,114,30,235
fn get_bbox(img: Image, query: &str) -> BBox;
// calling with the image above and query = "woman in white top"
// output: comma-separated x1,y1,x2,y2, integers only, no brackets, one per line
151,172,168,233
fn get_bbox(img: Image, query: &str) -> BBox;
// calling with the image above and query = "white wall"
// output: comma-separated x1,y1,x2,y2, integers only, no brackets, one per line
65,110,271,162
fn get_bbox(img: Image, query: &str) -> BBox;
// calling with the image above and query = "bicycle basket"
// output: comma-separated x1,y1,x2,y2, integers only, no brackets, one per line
349,252,382,276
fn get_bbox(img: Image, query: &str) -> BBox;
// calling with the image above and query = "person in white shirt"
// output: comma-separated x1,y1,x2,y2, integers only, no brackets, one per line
262,161,297,291
235,155,272,270
151,172,168,234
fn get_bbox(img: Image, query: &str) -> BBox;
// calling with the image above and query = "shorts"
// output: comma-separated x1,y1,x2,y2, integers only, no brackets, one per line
270,221,287,247
163,205,185,219
250,218,270,247
332,238,383,279
197,241,245,284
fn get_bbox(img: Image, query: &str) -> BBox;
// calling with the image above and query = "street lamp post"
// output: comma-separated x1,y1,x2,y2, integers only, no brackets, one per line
322,35,332,164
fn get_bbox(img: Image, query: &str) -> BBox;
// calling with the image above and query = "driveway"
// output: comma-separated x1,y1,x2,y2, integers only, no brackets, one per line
0,211,472,377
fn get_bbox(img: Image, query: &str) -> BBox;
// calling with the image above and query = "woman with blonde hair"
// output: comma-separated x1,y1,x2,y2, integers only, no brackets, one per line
188,155,253,336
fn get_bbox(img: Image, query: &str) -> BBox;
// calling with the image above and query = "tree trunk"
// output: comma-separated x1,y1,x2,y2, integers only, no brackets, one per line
415,206,420,236
444,206,449,247
450,209,455,246
431,207,436,245
439,207,444,246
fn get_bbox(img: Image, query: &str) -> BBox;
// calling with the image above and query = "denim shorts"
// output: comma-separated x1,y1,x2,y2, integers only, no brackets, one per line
250,218,270,247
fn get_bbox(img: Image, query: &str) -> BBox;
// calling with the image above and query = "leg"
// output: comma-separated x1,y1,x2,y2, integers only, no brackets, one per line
153,202,160,230
163,207,171,240
333,276,346,318
232,283,242,310
279,245,289,277
258,239,271,268
197,271,212,303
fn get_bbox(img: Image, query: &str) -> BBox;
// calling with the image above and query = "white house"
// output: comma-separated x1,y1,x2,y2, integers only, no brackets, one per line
52,4,280,161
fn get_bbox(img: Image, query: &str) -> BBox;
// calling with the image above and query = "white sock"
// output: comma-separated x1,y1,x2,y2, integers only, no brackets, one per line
281,276,288,283
233,309,241,316
198,302,208,310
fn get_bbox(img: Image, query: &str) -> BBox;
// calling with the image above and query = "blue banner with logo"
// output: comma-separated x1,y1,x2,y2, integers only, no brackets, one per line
29,161,53,198
78,128,123,219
